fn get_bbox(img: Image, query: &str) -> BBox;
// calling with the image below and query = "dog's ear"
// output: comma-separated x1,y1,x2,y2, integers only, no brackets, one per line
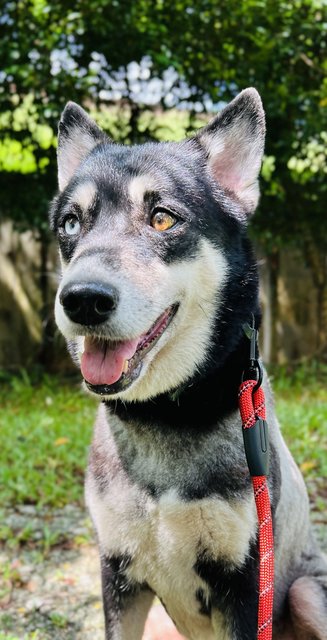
57,102,107,191
195,88,265,213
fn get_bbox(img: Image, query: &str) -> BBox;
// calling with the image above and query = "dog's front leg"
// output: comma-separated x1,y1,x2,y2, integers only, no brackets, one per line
101,554,153,640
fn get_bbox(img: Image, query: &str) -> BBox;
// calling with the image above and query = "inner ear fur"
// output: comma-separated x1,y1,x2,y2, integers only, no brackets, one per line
195,88,265,213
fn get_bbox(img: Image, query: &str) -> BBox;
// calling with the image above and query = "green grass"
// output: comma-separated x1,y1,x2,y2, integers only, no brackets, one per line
0,635,41,640
0,631,44,640
271,362,327,485
0,371,96,508
0,364,326,510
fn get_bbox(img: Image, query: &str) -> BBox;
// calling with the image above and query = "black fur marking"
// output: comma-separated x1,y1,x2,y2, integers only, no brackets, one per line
59,102,106,146
101,554,151,635
198,90,264,140
49,190,68,233
194,541,259,639
196,587,212,617
101,554,134,608
180,457,252,502
57,235,79,263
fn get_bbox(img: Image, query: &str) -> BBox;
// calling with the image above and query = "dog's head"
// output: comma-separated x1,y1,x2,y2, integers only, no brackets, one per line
50,88,265,401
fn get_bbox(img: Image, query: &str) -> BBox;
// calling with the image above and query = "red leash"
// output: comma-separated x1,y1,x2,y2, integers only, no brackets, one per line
238,321,274,640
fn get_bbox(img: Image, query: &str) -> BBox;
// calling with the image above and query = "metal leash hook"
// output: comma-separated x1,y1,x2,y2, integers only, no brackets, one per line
242,312,263,391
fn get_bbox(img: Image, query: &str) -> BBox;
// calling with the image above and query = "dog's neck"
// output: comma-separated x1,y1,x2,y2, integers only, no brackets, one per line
107,309,261,430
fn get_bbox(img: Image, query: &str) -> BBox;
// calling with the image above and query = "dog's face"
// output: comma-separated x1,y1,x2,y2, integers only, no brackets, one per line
51,89,265,401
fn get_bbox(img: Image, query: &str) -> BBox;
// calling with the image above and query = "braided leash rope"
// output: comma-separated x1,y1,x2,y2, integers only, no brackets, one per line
239,379,274,640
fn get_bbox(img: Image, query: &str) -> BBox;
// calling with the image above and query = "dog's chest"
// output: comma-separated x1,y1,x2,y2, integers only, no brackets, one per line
87,474,256,639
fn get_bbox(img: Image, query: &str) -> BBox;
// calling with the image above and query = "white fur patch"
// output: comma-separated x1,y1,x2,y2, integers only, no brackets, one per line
86,472,256,640
128,174,157,204
68,180,97,211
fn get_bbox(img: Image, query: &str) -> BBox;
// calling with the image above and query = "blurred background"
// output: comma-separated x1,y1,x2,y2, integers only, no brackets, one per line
0,0,326,370
0,2,326,638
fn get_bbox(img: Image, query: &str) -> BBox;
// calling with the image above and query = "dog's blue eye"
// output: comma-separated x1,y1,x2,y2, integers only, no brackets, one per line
64,216,81,236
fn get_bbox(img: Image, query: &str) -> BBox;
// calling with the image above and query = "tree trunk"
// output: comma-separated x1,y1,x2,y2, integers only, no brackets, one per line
317,279,327,350
302,232,327,351
268,249,280,364
258,248,280,364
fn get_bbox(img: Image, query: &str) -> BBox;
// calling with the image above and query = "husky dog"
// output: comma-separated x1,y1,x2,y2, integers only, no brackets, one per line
50,89,327,640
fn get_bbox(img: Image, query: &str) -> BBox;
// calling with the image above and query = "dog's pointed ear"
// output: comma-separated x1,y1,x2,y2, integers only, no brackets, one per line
195,88,265,213
57,102,107,191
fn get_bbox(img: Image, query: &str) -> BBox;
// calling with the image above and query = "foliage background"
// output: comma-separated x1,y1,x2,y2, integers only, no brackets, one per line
0,0,326,360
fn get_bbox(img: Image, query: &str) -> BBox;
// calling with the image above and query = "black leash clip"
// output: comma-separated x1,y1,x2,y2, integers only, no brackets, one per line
243,418,269,476
242,313,263,391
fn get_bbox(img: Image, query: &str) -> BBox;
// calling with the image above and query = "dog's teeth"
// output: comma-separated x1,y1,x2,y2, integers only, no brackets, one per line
123,360,129,374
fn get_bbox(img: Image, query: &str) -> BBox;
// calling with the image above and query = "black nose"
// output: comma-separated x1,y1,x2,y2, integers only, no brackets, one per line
60,282,119,326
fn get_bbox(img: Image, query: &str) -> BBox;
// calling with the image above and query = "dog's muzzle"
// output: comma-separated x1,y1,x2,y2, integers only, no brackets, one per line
58,278,179,396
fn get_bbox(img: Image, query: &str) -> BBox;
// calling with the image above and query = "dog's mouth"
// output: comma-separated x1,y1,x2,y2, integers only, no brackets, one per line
81,304,178,396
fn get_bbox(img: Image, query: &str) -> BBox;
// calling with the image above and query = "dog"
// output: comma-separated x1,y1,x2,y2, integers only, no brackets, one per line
50,88,327,639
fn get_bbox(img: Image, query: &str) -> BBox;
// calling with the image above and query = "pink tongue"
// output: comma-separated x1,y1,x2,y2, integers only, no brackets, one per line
81,336,140,386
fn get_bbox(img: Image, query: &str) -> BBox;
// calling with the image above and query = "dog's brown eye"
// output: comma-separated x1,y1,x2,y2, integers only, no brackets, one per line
151,210,177,232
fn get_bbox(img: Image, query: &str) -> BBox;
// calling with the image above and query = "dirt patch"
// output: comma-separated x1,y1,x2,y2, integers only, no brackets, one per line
0,506,102,639
0,501,326,639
